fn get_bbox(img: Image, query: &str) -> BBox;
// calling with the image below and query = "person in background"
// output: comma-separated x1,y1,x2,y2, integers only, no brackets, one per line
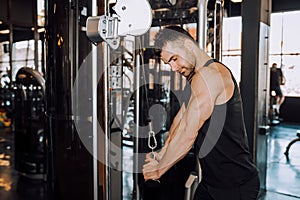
270,63,285,115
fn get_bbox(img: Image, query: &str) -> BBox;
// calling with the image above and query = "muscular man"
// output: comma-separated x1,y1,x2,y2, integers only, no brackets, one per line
142,26,260,200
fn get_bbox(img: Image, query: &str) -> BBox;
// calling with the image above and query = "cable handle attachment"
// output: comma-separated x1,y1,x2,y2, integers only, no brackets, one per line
145,121,161,185
147,121,157,160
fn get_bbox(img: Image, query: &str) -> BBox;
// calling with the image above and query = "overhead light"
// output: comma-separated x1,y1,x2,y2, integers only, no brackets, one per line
231,0,242,3
37,28,45,33
0,29,10,34
0,21,2,24
31,27,45,33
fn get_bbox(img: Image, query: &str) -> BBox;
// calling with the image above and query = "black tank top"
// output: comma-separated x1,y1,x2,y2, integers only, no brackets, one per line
194,59,258,188
270,67,282,89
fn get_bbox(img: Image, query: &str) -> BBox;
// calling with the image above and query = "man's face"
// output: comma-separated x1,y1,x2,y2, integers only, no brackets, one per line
160,41,195,78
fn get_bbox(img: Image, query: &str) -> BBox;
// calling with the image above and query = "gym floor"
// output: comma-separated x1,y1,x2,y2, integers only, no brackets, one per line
263,122,300,199
1,122,300,200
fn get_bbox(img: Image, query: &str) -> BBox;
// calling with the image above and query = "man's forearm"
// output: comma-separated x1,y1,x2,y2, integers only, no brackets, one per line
157,133,195,177
165,105,186,144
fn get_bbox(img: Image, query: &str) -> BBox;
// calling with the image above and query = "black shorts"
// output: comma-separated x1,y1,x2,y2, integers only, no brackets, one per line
271,86,282,97
193,174,260,200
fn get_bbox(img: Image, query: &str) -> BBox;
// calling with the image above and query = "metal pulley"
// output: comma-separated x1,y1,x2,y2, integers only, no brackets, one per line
86,0,152,49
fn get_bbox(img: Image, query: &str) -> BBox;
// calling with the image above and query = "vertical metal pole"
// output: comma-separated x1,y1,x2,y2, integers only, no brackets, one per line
213,0,223,60
197,0,208,50
42,0,47,76
34,31,39,70
33,0,39,70
213,1,217,59
104,42,111,200
216,0,224,61
9,24,13,84
73,0,78,92
121,45,124,129
8,0,13,84
103,1,111,200
92,1,98,200
280,13,284,67
134,38,141,200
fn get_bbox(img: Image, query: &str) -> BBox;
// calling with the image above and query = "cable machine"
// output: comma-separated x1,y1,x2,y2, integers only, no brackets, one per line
84,0,225,199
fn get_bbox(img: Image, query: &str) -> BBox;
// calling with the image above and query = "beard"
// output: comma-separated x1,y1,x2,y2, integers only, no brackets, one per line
185,67,196,82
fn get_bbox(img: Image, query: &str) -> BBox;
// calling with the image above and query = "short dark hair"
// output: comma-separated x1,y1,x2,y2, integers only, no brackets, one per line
154,25,195,56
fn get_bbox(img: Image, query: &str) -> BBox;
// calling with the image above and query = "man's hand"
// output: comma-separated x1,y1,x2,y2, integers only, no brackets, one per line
145,151,162,162
142,156,160,181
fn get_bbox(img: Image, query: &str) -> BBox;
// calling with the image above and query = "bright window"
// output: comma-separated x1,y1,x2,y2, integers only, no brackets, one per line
222,11,300,97
269,11,300,97
11,40,43,81
222,16,242,84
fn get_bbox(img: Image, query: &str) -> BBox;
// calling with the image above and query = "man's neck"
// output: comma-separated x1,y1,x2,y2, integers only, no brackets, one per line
186,67,196,83
194,48,212,72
